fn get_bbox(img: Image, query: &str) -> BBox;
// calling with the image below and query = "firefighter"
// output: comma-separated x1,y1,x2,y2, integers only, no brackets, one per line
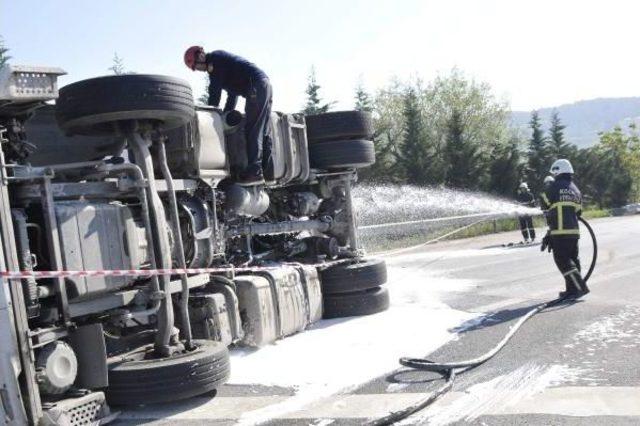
540,176,555,226
184,46,273,186
540,159,590,298
516,182,536,243
543,175,555,189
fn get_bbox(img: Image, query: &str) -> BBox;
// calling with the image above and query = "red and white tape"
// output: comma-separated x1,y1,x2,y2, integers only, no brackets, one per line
0,266,266,280
0,258,354,280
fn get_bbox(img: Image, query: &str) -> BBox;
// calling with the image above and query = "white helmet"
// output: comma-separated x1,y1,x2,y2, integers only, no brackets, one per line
550,159,574,176
519,182,529,190
544,175,555,184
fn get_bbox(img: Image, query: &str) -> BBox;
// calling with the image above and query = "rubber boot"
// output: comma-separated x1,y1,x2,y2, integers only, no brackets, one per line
565,270,589,298
576,277,590,296
559,273,581,299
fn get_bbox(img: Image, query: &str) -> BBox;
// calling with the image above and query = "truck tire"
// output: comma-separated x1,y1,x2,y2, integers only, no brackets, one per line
323,286,390,319
56,75,195,135
25,105,125,166
321,259,387,294
309,139,375,170
305,111,373,143
106,340,229,406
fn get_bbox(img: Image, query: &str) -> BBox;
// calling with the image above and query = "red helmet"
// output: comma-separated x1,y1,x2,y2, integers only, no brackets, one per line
184,46,204,70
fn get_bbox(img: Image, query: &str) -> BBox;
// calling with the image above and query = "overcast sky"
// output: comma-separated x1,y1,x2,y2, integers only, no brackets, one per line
2,0,638,112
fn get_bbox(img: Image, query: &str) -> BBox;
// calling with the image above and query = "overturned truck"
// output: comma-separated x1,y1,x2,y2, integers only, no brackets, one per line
0,66,389,425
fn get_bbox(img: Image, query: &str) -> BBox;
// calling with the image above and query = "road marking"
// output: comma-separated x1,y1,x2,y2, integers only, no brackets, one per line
118,395,284,420
118,386,640,421
118,394,427,421
498,386,640,416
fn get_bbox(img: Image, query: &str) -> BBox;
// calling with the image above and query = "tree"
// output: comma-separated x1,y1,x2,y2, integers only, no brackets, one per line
354,78,372,112
444,109,481,189
526,110,549,194
108,52,126,75
302,66,333,114
424,68,510,190
359,69,513,190
596,125,640,205
488,135,523,197
0,36,11,68
548,110,572,159
197,75,210,105
358,80,405,182
571,124,640,208
397,88,436,185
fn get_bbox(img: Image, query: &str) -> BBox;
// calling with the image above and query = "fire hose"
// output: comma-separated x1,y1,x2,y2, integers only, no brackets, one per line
367,216,597,425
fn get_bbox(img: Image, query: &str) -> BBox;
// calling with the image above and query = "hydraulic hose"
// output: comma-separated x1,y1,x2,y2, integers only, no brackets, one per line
367,217,598,425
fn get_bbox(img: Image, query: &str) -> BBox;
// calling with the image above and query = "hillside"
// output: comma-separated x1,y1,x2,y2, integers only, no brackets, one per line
511,97,640,148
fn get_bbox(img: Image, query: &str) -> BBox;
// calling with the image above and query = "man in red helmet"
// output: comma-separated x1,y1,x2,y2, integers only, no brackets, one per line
184,46,273,186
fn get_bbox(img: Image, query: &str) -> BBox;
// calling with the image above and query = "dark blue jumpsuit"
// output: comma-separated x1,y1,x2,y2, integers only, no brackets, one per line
206,50,273,179
516,189,536,241
541,174,589,295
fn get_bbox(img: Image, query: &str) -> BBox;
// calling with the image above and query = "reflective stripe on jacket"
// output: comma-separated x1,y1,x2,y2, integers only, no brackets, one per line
540,175,582,237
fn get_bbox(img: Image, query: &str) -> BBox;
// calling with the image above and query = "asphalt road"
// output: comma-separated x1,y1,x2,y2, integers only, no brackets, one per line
116,215,640,425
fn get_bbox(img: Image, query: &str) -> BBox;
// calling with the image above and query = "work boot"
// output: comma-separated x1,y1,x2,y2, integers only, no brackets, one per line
567,270,590,297
578,281,590,296
559,290,579,299
237,169,265,186
560,276,581,299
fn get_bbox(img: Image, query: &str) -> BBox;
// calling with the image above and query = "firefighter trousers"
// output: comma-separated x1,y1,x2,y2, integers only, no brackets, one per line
519,215,536,241
551,237,589,294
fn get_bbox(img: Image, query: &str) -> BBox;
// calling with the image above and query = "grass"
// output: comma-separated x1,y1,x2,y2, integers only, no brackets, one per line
582,209,611,219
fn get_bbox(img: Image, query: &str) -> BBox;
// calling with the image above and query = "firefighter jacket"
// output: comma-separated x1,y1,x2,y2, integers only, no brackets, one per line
540,174,582,238
516,189,536,208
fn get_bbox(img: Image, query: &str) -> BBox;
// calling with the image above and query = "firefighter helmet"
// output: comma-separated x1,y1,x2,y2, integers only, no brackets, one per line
550,159,574,176
184,46,204,70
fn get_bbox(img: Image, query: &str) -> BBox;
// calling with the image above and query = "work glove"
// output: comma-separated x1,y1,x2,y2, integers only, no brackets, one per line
540,232,552,253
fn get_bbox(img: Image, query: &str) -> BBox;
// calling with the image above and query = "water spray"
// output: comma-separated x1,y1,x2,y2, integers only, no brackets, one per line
354,184,539,252
366,216,598,425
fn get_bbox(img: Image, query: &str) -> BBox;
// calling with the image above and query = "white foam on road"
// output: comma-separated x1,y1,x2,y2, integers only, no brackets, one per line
229,263,479,424
408,363,583,425
119,248,490,424
565,305,640,350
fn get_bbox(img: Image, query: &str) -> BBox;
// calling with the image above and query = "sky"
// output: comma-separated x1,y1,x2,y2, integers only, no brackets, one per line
2,0,639,113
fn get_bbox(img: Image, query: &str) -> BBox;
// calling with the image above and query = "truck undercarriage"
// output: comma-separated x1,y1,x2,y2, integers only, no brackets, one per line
0,67,388,425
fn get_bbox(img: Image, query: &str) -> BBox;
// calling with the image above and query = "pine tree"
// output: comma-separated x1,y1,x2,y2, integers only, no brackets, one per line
197,75,210,105
302,66,333,114
354,79,372,112
0,36,11,68
398,88,433,185
108,52,126,75
444,109,481,189
526,110,549,194
548,110,571,159
488,136,522,197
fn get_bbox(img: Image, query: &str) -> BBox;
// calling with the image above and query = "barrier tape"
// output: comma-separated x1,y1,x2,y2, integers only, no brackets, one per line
0,258,356,280
0,267,247,280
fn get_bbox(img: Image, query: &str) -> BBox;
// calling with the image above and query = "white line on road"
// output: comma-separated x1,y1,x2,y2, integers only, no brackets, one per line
498,386,640,416
118,386,640,421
